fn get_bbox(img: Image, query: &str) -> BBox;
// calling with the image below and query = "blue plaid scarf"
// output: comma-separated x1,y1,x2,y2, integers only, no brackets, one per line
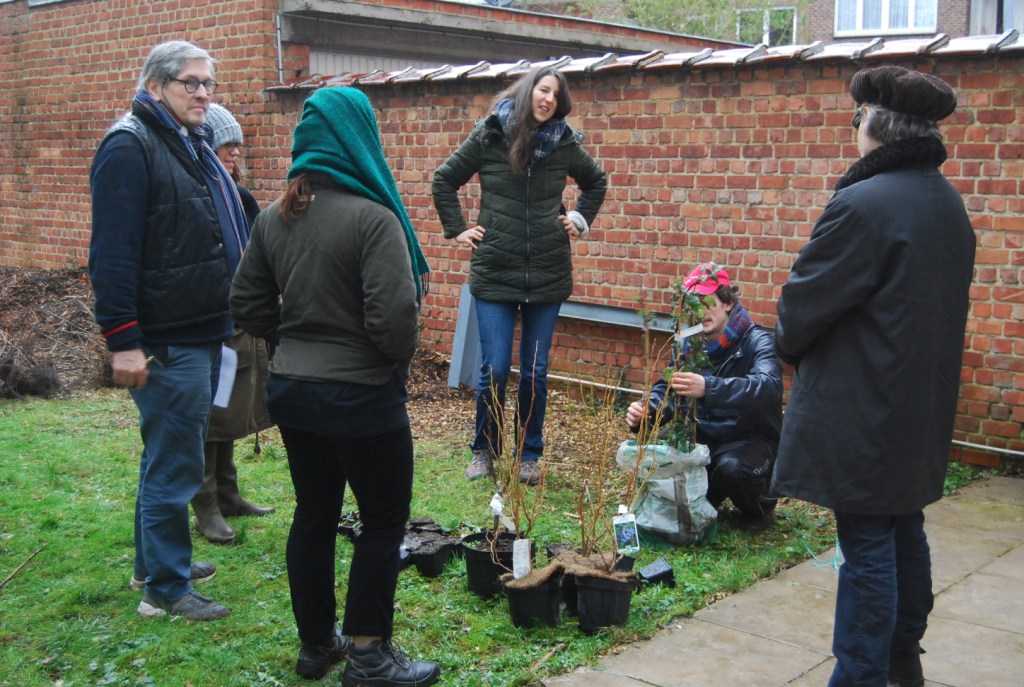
493,98,567,163
705,302,753,362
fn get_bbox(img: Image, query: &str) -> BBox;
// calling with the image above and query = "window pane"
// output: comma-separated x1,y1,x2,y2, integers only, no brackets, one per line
737,10,765,43
890,0,909,28
769,9,795,45
914,0,937,28
863,0,882,29
836,0,857,30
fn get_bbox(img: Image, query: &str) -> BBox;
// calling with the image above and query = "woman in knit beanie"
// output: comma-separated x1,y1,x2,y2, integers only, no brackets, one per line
206,103,260,224
229,87,438,686
188,101,275,547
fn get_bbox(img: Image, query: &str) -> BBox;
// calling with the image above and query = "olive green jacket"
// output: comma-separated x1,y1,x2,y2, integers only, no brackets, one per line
432,115,607,303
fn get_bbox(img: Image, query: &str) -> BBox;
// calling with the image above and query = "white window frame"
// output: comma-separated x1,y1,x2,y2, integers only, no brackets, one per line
834,0,938,37
737,6,797,46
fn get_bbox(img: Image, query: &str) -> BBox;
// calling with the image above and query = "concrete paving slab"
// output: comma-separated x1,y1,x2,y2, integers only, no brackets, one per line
949,475,1024,505
542,668,651,686
597,621,827,687
977,540,1024,581
917,614,1024,687
695,577,836,654
784,659,836,686
924,521,1018,593
775,550,841,593
932,570,1024,634
924,495,1024,539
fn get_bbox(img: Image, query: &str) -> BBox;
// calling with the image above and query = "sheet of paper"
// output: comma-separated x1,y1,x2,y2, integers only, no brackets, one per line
213,344,238,408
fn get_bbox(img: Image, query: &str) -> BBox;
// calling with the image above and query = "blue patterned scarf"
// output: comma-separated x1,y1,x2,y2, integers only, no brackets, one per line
705,302,753,362
493,98,567,163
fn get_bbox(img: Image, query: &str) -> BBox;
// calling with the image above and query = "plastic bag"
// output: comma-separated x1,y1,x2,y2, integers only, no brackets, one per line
616,440,718,546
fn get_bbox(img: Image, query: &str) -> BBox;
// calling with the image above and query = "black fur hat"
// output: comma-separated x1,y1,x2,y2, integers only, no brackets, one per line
850,66,957,122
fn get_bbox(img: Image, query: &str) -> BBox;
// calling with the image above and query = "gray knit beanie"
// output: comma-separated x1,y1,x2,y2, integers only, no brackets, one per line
206,103,243,151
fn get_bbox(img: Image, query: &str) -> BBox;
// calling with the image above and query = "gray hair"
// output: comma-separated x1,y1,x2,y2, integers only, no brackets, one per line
136,40,215,93
861,105,943,146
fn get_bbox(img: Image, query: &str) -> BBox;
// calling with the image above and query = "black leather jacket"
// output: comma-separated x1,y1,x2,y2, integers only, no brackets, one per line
645,325,783,452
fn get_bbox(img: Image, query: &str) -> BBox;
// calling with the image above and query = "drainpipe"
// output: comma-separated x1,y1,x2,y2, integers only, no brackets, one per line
276,14,284,85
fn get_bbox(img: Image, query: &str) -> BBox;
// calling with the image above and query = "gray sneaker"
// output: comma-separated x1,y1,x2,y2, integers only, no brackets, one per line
464,450,493,480
137,590,231,621
129,561,217,591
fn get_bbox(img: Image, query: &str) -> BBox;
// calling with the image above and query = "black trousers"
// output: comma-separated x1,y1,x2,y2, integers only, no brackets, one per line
280,424,413,644
706,439,777,519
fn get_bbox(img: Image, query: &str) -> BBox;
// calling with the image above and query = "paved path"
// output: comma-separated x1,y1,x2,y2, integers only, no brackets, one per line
544,476,1024,687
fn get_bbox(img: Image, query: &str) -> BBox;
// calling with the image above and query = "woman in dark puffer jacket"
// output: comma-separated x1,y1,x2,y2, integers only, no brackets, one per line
432,66,607,485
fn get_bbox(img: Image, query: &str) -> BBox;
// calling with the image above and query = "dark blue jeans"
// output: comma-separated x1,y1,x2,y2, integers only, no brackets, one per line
130,343,221,602
472,298,561,462
829,510,933,687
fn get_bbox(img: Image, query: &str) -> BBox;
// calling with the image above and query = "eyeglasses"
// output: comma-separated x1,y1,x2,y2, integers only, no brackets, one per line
167,77,218,94
852,104,868,130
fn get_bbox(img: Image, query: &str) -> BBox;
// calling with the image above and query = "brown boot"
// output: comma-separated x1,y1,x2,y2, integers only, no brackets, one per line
192,444,235,544
214,440,274,517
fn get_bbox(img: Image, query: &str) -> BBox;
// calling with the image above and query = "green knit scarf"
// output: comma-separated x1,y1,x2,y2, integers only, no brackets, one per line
288,87,430,297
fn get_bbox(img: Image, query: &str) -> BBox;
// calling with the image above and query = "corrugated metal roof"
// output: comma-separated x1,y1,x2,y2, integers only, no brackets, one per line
266,29,1022,92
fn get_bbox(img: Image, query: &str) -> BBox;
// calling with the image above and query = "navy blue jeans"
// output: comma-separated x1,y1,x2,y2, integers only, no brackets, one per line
472,298,561,462
829,510,933,687
130,343,221,602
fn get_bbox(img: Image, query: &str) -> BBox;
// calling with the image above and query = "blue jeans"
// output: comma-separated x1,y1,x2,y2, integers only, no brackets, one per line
472,298,561,462
829,510,933,687
130,343,221,602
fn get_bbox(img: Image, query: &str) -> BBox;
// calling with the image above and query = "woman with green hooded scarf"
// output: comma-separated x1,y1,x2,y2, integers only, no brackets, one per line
230,87,438,687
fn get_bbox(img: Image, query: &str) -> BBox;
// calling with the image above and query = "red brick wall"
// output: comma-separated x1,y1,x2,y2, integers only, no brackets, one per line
2,0,1021,459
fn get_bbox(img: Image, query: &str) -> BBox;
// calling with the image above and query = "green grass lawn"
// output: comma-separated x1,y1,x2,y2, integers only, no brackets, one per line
3,389,845,687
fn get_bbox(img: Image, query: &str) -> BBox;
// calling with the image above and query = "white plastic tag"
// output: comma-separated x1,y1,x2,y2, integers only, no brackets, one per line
613,504,640,555
512,538,532,579
489,493,515,531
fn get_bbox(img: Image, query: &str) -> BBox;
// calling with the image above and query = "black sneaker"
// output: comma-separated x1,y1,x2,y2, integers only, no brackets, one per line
342,639,439,687
137,590,231,621
889,647,925,687
297,627,350,679
129,561,217,591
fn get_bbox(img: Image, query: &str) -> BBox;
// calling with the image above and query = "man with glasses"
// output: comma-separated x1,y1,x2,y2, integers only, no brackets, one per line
772,66,975,687
89,40,247,621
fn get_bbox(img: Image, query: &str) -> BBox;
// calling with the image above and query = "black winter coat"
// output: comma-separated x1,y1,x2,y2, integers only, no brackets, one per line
432,114,607,303
645,325,783,452
771,138,976,516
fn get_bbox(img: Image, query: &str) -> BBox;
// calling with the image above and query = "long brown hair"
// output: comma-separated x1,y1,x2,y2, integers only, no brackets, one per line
278,173,313,224
495,66,572,176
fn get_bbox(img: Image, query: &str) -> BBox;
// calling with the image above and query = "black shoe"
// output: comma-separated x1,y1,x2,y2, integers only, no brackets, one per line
738,510,774,533
297,626,350,679
889,647,925,687
342,639,440,687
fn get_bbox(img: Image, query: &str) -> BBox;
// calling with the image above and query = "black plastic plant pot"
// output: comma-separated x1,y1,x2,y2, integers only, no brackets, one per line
503,572,563,628
462,531,534,599
575,575,636,634
409,538,460,578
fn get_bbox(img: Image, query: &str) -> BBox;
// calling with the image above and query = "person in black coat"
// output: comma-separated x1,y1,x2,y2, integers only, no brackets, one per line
626,263,783,532
771,66,975,687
